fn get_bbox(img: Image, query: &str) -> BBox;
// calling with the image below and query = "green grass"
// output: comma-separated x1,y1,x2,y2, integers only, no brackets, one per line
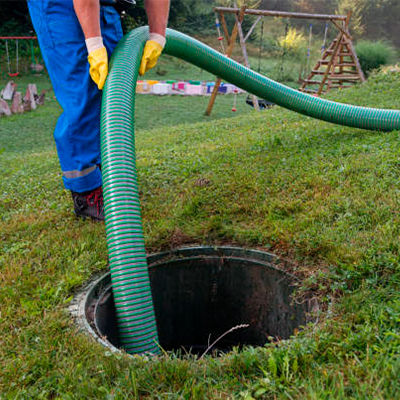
1,65,400,399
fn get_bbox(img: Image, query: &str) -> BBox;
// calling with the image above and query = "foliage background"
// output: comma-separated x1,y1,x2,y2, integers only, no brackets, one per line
0,0,399,47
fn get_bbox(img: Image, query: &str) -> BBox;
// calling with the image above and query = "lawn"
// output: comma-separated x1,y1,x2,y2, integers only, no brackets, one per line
0,61,400,398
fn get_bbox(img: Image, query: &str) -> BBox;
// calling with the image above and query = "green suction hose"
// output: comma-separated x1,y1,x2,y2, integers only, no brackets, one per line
101,27,400,355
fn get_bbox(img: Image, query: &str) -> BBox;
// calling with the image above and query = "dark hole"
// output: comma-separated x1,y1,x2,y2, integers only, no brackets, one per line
86,247,312,355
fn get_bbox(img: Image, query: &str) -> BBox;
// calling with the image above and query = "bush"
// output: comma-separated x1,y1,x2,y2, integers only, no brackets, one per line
355,40,396,75
278,27,305,54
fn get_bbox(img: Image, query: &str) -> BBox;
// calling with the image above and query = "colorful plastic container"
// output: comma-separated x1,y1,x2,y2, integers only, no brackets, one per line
151,83,170,95
185,83,203,95
171,81,186,94
136,80,145,94
218,84,228,94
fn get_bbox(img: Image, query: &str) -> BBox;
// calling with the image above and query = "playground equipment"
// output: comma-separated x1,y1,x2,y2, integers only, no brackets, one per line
101,27,400,355
305,24,313,78
0,36,40,77
299,14,365,96
5,40,19,77
206,6,365,115
214,14,225,53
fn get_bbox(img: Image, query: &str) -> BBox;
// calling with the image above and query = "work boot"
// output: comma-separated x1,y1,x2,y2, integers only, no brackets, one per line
71,186,104,221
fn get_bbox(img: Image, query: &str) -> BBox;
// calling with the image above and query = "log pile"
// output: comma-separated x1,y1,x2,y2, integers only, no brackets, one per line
0,81,46,117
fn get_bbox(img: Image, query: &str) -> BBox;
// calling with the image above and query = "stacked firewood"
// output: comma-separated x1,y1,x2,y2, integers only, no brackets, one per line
0,81,46,117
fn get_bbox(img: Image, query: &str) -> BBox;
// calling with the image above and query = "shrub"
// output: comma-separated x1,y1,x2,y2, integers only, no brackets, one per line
278,28,305,54
355,40,396,75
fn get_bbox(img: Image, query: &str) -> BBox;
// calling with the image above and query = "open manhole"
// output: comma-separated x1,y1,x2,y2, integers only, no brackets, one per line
73,247,315,355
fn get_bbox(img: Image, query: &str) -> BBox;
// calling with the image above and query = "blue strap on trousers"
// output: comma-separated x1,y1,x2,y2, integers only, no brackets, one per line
27,0,123,192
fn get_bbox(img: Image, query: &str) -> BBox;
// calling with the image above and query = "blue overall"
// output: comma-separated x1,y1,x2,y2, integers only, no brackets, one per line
27,0,123,193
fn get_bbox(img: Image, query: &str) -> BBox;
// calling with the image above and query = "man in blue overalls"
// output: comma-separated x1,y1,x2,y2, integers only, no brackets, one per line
27,0,170,220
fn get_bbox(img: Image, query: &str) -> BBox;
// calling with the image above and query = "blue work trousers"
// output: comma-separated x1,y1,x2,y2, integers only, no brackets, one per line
27,0,123,192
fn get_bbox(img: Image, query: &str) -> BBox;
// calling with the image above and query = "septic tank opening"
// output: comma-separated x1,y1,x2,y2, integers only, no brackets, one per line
77,247,314,355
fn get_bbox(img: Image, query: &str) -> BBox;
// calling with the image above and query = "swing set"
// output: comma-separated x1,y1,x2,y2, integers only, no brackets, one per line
207,6,365,116
0,36,40,77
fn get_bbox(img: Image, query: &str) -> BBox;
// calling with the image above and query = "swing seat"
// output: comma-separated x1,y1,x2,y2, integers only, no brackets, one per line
8,72,20,77
245,96,274,110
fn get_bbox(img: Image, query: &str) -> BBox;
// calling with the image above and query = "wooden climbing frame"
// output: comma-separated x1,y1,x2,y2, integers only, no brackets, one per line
299,12,365,95
206,6,365,116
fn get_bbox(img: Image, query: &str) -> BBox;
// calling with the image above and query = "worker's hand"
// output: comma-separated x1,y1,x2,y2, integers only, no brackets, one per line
85,37,108,90
88,47,108,90
139,33,166,76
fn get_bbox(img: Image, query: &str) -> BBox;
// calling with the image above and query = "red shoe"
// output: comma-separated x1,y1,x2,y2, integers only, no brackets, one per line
71,187,104,221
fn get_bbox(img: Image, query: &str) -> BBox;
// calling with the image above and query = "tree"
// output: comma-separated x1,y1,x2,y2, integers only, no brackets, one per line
295,0,338,14
337,0,400,45
0,1,32,36
215,0,261,8
336,0,365,36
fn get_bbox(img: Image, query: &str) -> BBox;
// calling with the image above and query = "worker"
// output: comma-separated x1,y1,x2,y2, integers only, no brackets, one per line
26,0,170,221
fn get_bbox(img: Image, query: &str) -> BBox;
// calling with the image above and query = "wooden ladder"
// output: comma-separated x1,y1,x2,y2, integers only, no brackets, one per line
299,31,365,96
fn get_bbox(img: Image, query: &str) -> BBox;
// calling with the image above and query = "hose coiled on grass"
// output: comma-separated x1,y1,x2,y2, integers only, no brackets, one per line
101,27,400,355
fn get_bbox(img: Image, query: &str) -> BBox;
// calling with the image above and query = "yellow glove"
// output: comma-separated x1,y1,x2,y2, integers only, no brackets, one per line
88,47,108,90
139,40,164,76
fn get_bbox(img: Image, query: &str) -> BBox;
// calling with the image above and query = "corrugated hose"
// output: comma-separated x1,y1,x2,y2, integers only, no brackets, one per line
100,27,400,355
